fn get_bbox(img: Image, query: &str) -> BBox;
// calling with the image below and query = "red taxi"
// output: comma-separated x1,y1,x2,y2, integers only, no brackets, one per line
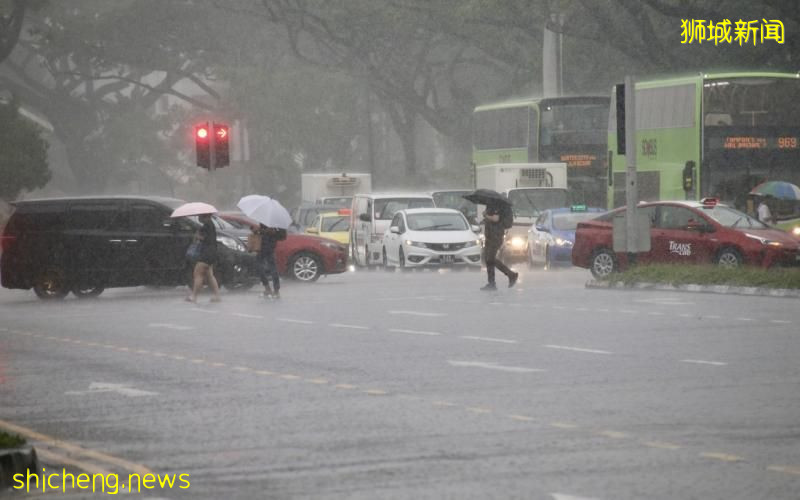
572,199,800,278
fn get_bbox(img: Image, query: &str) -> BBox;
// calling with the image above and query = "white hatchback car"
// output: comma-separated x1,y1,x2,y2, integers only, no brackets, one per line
381,208,483,268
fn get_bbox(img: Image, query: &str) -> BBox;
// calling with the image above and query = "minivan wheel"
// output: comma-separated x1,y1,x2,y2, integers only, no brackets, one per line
72,284,105,298
290,252,321,282
34,268,70,299
590,248,617,279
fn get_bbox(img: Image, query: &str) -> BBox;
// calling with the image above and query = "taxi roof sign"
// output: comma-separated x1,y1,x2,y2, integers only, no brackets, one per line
570,204,587,212
337,208,352,216
700,197,719,207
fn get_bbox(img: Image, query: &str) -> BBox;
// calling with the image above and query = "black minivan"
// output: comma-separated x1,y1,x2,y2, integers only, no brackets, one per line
0,196,257,299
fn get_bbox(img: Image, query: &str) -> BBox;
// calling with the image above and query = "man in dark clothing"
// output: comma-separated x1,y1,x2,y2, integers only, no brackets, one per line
258,224,286,299
187,213,221,303
482,203,518,291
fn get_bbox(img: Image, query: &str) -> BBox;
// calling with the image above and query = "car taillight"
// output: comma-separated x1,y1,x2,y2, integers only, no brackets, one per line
0,234,16,252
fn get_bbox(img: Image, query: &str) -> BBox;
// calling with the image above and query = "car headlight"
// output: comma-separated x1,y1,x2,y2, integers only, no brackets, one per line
405,240,428,248
507,236,526,249
463,239,481,248
554,237,573,247
218,235,246,252
793,226,800,236
745,233,782,247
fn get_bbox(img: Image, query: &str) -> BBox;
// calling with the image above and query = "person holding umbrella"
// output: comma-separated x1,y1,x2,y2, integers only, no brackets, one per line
237,195,293,299
188,213,222,303
463,190,519,291
257,224,286,299
170,202,222,303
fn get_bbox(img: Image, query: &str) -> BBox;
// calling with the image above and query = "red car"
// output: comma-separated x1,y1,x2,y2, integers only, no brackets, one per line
572,199,800,278
218,212,348,282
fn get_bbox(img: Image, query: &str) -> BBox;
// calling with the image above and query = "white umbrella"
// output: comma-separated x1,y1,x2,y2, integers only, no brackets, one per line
236,195,292,229
170,202,218,218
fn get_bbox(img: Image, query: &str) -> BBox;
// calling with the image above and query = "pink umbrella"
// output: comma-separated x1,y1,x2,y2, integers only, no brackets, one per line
170,202,218,218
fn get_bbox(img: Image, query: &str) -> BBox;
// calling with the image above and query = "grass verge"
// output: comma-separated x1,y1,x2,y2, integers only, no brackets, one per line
0,430,26,449
604,264,800,289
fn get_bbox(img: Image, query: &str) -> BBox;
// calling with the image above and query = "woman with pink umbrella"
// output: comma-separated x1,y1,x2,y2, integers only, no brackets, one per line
171,202,222,303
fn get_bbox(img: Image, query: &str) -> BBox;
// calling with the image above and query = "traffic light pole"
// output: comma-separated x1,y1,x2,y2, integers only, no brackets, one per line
624,76,639,261
208,121,218,204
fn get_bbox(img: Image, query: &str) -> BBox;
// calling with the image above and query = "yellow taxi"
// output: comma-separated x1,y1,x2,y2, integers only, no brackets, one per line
306,209,351,245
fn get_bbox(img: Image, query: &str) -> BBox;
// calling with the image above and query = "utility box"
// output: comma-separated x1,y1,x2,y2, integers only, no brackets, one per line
612,212,652,252
475,163,568,192
300,173,372,204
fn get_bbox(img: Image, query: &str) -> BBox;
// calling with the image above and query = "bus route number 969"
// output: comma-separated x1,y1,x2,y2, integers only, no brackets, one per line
778,137,798,149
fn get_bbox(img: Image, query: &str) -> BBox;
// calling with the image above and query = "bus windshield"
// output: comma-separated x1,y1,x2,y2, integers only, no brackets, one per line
704,78,800,128
540,102,608,148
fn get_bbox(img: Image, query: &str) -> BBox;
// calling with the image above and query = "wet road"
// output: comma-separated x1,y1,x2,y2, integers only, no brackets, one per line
1,266,799,499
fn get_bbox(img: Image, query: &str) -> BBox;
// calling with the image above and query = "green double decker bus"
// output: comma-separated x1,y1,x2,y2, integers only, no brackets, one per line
472,96,610,207
607,71,800,212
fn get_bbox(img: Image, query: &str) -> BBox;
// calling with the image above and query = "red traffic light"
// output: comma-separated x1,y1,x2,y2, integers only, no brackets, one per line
215,127,227,140
196,127,209,139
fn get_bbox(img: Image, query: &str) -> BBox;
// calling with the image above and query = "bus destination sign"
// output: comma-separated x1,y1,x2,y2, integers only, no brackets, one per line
722,136,799,149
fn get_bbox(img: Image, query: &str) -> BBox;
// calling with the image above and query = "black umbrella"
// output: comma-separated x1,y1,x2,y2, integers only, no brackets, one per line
463,188,512,206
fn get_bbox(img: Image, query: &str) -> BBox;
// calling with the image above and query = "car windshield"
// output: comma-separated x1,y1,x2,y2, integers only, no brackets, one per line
703,205,768,229
406,212,468,231
552,212,601,230
374,198,434,220
432,191,477,218
507,190,568,218
321,215,350,232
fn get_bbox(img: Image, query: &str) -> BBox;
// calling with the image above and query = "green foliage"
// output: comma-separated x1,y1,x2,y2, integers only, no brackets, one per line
607,263,800,289
0,100,50,200
0,430,26,449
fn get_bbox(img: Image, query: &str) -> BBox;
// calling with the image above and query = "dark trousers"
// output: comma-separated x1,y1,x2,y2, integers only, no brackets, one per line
259,252,280,292
484,241,513,284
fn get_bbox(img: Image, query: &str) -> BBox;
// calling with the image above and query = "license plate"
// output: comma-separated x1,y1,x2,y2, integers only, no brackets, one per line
441,254,454,264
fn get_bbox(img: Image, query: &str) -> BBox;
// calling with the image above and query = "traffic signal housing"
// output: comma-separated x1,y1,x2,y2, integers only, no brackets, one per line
214,123,230,168
195,122,210,168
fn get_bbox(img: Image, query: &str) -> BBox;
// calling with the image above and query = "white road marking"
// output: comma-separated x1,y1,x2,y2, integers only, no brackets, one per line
390,328,441,336
232,313,264,319
551,493,601,500
618,309,637,314
735,317,754,322
681,359,727,366
65,382,157,397
147,323,195,331
447,360,545,373
706,314,721,319
647,311,665,316
770,319,791,324
388,310,447,317
190,308,218,314
544,345,612,355
679,313,692,318
634,297,691,305
277,318,314,324
330,323,369,330
461,335,518,344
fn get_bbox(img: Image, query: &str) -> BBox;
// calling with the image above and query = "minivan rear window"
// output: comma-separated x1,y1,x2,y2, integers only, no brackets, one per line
68,203,125,230
7,208,65,232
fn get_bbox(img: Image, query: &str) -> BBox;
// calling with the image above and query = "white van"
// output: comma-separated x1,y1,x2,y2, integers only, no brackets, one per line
350,193,435,266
